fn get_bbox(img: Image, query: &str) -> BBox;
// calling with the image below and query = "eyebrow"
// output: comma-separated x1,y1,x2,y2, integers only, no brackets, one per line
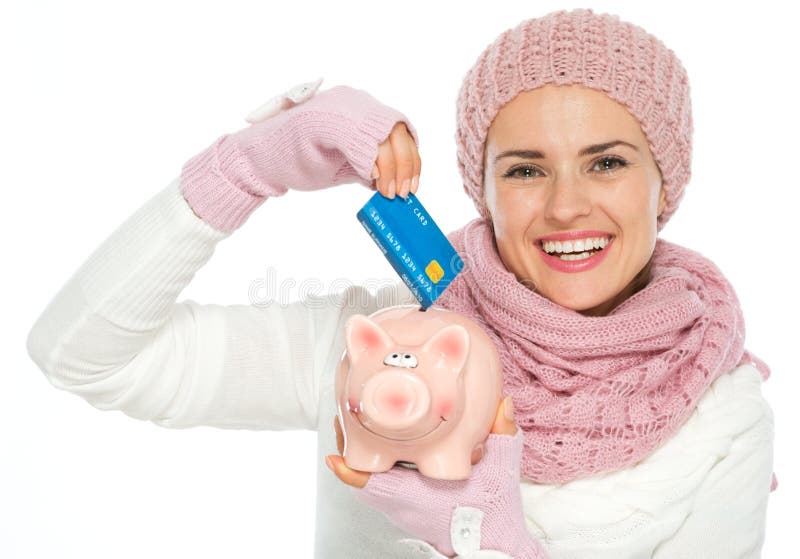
493,140,639,164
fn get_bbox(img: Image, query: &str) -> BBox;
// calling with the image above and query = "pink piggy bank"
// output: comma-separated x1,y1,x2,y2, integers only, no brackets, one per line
335,304,504,480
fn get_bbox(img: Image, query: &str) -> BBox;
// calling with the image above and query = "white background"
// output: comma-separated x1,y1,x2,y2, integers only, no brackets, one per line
3,0,797,557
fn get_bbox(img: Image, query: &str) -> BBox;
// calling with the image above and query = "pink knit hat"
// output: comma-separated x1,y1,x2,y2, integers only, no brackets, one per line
455,8,693,232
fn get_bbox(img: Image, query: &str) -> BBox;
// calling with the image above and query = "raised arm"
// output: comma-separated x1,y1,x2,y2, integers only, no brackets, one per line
26,82,420,431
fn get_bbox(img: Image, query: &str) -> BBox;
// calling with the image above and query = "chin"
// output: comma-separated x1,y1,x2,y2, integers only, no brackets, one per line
545,288,610,314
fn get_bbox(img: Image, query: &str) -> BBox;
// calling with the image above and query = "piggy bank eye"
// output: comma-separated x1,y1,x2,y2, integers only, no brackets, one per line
383,352,418,368
401,353,418,368
383,353,403,367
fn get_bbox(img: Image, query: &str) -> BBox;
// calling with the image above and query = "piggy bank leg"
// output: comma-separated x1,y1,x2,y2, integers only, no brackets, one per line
343,442,399,473
338,415,396,473
415,441,475,480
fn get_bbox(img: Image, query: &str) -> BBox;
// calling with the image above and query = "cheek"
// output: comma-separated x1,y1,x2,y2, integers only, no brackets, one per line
437,399,453,419
605,179,658,226
604,180,660,259
632,167,663,216
493,190,538,232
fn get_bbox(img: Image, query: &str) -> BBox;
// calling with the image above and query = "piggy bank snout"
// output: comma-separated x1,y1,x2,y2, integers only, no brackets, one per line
360,370,431,430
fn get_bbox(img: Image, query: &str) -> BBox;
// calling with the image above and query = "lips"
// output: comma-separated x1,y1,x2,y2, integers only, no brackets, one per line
536,236,614,273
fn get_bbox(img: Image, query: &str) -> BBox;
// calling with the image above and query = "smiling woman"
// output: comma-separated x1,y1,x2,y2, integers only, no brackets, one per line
482,84,667,315
23,5,775,559
427,7,775,556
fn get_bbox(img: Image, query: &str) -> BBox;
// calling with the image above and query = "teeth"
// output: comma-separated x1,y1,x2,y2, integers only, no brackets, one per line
542,236,610,254
560,252,593,261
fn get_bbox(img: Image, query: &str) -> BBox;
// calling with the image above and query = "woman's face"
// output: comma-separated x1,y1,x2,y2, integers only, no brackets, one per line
483,84,666,316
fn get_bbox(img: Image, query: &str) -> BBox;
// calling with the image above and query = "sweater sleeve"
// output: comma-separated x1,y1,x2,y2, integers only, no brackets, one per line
25,176,417,431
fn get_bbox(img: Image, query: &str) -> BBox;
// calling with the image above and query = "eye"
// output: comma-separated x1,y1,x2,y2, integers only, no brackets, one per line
384,353,402,366
401,354,418,368
384,352,418,368
502,164,544,180
591,156,628,174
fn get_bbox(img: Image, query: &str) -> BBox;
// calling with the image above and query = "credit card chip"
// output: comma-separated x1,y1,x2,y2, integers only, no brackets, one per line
425,259,444,283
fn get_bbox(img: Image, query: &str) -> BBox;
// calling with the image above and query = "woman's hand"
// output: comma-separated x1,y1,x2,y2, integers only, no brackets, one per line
223,84,421,198
179,83,422,232
325,398,544,558
370,120,421,200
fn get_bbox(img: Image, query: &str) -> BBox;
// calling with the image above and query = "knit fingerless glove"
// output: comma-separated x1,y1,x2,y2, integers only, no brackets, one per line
179,85,419,232
352,429,548,558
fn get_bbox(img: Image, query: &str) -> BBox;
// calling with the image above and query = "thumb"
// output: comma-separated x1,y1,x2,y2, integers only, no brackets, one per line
490,396,519,436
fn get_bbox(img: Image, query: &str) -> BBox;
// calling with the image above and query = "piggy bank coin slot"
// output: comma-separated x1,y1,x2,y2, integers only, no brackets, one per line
395,460,418,470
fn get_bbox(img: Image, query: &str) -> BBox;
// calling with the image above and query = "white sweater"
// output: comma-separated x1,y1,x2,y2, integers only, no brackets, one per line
26,177,775,558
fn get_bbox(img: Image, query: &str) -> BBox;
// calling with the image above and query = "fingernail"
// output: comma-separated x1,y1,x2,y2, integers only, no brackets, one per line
388,179,396,198
401,178,410,197
325,456,334,471
411,175,418,193
503,396,514,421
371,165,380,179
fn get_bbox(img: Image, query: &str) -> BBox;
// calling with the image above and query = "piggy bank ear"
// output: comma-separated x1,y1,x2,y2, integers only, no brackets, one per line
344,315,394,365
421,324,470,373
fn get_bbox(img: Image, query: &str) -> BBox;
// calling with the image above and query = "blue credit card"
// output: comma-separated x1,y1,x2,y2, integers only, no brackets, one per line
356,192,463,309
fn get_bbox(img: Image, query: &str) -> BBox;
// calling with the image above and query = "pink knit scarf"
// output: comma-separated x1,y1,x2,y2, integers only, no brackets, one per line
436,218,771,485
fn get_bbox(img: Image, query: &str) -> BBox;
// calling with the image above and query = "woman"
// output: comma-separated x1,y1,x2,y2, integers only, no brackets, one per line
26,8,774,558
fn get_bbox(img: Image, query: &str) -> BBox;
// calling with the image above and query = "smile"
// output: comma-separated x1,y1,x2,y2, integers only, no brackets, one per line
352,410,446,441
541,235,611,257
537,236,614,273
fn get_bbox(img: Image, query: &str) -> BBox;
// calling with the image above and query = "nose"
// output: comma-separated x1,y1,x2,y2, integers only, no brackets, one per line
360,370,430,431
543,173,592,224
